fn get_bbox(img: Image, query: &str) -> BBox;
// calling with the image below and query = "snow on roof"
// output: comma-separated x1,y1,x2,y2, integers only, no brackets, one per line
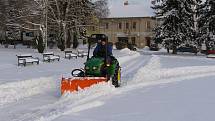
108,0,154,18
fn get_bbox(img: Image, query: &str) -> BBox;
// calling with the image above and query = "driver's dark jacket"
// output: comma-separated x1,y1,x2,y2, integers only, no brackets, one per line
93,44,113,58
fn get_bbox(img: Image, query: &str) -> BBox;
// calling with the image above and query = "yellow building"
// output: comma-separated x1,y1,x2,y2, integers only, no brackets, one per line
99,17,156,48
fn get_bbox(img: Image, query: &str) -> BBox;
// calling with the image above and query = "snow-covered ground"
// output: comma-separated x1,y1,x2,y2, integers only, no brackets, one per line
0,46,215,121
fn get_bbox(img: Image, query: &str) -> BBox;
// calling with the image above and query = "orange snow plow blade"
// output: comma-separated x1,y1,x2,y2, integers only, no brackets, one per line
61,77,107,95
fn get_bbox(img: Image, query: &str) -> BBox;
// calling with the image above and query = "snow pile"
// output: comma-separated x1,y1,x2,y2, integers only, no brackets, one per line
77,44,88,49
118,48,141,64
112,45,117,50
127,55,215,90
130,55,162,84
142,55,161,70
143,46,150,51
0,77,56,106
119,48,138,55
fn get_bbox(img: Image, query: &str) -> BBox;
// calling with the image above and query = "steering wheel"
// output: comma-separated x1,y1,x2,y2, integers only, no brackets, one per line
71,69,85,77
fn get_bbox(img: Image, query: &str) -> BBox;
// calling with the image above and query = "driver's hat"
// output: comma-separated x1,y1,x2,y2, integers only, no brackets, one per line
101,38,107,42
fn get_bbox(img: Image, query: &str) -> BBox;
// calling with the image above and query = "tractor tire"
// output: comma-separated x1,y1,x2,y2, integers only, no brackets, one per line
112,64,121,87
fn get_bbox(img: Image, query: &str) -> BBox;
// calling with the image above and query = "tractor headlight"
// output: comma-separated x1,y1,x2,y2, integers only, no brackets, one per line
92,66,98,70
85,66,90,70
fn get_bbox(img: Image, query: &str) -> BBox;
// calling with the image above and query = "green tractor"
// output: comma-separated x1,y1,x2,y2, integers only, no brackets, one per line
83,56,121,87
72,34,121,87
61,34,121,94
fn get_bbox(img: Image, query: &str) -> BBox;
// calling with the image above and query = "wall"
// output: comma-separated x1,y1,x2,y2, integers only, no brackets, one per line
99,17,156,48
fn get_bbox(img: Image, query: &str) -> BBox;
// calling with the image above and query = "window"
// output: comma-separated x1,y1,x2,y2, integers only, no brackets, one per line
105,23,109,29
133,22,136,29
131,37,136,45
92,26,95,31
126,22,129,29
49,34,54,37
146,21,151,30
26,32,34,37
118,23,122,29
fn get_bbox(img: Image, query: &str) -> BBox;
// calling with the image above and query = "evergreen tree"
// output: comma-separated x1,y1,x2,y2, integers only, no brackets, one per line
152,0,201,54
198,0,215,49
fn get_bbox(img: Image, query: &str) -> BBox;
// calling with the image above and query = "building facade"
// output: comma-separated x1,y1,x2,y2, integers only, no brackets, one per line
99,17,156,48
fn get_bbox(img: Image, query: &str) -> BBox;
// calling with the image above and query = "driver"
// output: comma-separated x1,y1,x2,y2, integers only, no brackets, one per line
93,38,113,58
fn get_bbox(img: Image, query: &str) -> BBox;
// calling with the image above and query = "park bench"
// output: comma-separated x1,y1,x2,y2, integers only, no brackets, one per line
64,50,78,59
42,52,60,62
77,49,88,58
16,54,39,66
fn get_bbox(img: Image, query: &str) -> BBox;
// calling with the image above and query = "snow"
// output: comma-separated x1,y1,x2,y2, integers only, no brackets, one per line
0,46,215,121
0,77,56,106
207,54,215,58
108,0,154,18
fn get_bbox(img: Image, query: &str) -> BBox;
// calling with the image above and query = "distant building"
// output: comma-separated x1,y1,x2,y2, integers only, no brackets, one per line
99,17,156,48
98,0,157,48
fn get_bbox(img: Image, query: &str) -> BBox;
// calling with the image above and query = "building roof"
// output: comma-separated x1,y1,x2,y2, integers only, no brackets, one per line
100,16,155,20
108,0,154,18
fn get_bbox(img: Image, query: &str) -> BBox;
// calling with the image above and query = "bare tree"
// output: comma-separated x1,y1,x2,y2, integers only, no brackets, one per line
94,0,109,18
47,0,95,49
0,0,106,49
0,0,7,41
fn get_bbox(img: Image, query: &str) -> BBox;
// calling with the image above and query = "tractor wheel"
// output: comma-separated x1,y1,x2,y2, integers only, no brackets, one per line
112,65,121,87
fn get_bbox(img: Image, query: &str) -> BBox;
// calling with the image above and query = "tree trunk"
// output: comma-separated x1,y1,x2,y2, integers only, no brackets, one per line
73,32,79,49
66,29,71,48
167,48,170,53
172,46,177,54
63,23,67,49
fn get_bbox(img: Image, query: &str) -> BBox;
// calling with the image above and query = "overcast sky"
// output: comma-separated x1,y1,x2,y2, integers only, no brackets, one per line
108,0,154,18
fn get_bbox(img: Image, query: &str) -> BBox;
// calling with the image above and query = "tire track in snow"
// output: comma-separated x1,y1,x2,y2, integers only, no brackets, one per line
120,55,152,86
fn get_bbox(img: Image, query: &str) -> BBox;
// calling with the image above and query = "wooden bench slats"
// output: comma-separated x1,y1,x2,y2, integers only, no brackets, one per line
43,52,60,62
49,55,60,60
64,50,77,59
17,54,39,66
17,54,32,57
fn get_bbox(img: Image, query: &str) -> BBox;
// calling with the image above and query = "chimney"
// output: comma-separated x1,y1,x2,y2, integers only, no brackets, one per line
124,1,129,6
